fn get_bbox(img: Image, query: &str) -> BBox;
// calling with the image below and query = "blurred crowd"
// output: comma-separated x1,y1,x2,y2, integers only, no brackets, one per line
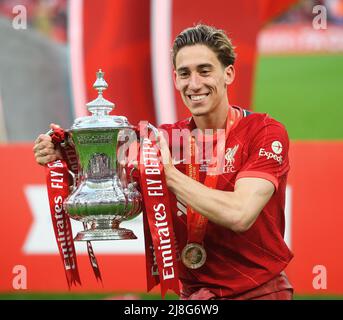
275,0,343,25
0,0,342,45
0,0,67,43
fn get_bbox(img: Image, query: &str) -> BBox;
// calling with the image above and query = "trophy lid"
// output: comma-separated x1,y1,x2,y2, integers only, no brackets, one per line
71,69,133,130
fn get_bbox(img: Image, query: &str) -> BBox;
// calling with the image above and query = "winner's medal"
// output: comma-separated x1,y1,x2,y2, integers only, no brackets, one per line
181,243,207,269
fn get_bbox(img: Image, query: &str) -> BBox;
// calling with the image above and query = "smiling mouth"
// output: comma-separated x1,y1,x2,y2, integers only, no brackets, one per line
187,93,210,102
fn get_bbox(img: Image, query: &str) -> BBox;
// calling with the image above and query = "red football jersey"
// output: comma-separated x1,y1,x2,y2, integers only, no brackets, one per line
159,106,294,298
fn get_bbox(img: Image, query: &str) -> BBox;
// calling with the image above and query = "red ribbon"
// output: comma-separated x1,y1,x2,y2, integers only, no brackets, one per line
45,160,81,288
84,225,103,285
45,128,102,288
139,122,180,298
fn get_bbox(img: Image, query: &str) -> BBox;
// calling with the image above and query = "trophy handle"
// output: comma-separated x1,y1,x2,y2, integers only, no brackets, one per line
68,170,78,191
147,122,159,139
128,167,136,183
125,122,160,185
127,121,160,183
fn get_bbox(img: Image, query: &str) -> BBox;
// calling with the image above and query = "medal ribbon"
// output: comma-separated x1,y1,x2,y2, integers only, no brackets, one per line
186,107,242,246
139,121,180,298
46,128,103,287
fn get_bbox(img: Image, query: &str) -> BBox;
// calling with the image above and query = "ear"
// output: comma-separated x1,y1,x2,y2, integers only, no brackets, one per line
224,65,235,86
173,70,181,91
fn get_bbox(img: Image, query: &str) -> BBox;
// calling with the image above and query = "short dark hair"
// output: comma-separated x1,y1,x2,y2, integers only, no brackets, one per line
172,24,236,69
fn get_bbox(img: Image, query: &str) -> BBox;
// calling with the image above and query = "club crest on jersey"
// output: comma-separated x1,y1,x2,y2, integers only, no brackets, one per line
224,145,239,173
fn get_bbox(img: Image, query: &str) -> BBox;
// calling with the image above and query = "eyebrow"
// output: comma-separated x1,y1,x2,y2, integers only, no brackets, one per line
176,63,214,73
197,63,214,70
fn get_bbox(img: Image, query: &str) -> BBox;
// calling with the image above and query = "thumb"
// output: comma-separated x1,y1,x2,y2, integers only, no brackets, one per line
50,123,61,129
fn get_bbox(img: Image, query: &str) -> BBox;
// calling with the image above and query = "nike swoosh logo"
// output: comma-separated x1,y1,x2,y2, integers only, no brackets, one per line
172,158,186,165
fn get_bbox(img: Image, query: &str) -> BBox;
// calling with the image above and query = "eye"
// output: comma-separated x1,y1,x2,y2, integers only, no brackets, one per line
200,69,210,76
178,72,189,79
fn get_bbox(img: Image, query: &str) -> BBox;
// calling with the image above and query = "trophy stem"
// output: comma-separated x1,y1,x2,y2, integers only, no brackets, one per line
74,218,137,241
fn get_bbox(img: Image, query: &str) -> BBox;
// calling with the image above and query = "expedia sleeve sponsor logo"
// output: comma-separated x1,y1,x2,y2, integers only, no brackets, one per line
259,141,283,164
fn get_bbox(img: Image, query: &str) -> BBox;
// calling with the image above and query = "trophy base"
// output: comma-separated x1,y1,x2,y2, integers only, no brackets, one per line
74,228,137,241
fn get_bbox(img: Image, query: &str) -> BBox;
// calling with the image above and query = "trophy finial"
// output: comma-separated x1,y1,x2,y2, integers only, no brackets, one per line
93,69,108,94
86,69,115,115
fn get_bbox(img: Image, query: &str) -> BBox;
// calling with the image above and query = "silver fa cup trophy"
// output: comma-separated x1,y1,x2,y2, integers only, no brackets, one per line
64,69,147,241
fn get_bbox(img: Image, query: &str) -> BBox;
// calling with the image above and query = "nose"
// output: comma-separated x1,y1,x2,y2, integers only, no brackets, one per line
188,73,202,91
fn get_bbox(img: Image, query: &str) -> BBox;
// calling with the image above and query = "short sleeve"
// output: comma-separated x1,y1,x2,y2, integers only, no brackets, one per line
236,119,290,191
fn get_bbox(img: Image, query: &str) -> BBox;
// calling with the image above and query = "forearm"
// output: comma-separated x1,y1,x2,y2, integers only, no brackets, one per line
165,167,245,232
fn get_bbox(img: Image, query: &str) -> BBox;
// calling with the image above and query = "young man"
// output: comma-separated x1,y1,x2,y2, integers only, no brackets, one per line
33,24,293,299
156,24,293,300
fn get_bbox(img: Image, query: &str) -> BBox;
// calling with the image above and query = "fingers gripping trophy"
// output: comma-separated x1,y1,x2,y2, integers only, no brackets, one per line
63,69,143,241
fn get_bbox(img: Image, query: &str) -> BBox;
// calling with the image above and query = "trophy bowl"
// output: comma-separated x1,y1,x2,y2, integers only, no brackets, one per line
64,70,142,241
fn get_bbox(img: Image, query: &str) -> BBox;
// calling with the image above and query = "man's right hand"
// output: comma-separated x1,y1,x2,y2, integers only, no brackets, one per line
33,123,63,165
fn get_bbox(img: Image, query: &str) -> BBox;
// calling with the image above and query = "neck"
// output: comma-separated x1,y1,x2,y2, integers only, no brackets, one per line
193,105,232,132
